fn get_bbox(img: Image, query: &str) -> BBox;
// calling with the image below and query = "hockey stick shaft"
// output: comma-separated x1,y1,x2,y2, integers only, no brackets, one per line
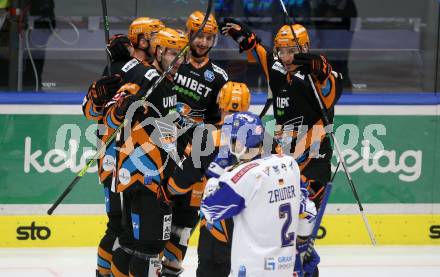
305,182,332,254
299,183,332,277
277,0,376,245
259,98,272,118
330,161,340,183
101,0,112,76
47,0,214,215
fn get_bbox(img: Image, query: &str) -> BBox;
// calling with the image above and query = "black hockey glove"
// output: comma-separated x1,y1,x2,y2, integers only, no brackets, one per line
113,93,143,121
219,18,259,52
106,34,132,62
293,53,332,83
91,75,122,106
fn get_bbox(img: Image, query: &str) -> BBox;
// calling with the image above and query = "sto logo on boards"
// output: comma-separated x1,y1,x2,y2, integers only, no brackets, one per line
16,222,51,240
430,225,440,239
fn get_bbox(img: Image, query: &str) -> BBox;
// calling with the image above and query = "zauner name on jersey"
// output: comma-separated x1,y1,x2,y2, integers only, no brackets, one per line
268,185,296,204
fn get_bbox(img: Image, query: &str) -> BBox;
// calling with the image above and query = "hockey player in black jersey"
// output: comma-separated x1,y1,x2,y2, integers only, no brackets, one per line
83,17,165,277
101,27,187,277
196,82,251,277
220,20,343,277
173,10,228,125
220,19,342,197
160,11,230,277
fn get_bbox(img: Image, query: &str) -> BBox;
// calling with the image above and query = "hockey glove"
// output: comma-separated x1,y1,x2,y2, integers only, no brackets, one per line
113,94,142,122
91,75,122,106
206,146,237,179
106,34,132,62
293,53,332,83
219,18,259,52
302,247,320,276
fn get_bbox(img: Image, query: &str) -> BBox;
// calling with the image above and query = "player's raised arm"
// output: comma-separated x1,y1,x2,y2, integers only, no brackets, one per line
219,18,271,82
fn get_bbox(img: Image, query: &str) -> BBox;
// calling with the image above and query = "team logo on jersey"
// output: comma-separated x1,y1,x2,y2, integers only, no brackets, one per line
264,258,276,270
272,165,280,174
204,69,215,82
176,102,205,121
263,166,270,176
176,102,192,116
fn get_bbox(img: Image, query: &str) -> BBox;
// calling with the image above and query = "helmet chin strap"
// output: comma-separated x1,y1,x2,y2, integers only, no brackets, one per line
154,47,166,73
229,143,248,161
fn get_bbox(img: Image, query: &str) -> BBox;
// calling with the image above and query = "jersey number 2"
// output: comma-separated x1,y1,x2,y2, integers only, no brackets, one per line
279,203,295,247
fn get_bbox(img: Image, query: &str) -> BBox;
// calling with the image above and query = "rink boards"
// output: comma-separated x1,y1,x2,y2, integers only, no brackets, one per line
0,93,439,246
0,214,439,247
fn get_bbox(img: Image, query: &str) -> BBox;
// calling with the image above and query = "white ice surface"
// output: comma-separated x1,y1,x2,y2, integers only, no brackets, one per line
0,246,439,277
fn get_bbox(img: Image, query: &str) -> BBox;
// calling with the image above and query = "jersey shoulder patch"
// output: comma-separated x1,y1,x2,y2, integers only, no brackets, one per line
121,58,140,73
272,61,287,75
211,62,229,81
231,162,259,184
144,68,160,81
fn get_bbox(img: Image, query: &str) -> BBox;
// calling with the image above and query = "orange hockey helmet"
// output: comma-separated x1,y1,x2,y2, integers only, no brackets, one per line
150,27,189,53
186,10,218,35
128,17,165,46
274,24,309,49
217,82,251,113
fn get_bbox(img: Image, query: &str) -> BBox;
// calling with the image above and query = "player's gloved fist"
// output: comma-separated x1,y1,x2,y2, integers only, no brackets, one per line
92,75,122,106
302,247,320,276
219,18,258,52
106,34,132,62
293,53,331,83
113,94,142,121
206,146,237,178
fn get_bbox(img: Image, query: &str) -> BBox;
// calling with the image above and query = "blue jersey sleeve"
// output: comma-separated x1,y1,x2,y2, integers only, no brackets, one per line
201,180,245,224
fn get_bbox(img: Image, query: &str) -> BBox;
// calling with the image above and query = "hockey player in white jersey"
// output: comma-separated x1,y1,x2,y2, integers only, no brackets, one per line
200,112,317,277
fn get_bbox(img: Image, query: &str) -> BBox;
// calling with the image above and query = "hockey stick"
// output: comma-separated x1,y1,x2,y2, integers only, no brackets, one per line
259,95,272,118
277,0,376,246
330,161,340,183
101,0,112,75
301,182,332,277
47,0,214,215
